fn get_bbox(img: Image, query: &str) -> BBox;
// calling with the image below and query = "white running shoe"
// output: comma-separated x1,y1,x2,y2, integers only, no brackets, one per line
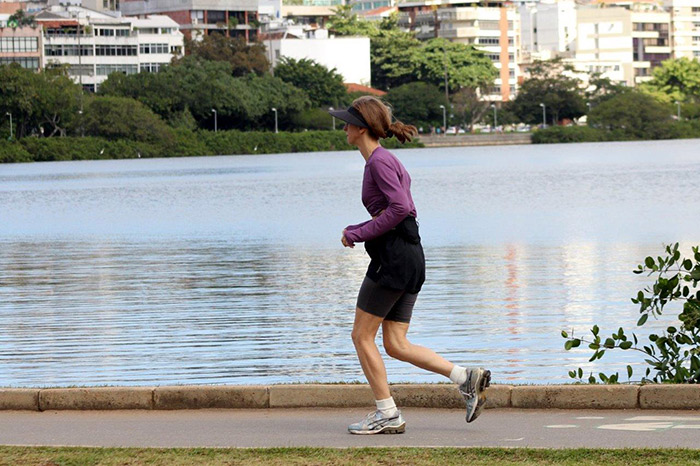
459,368,491,423
348,410,406,435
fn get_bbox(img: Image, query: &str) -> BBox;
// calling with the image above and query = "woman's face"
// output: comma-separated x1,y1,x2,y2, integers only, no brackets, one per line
343,122,363,146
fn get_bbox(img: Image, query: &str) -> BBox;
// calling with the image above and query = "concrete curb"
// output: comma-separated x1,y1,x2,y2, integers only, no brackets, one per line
2,384,699,411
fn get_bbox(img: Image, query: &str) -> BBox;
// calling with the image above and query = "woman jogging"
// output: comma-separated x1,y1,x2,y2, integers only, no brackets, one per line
329,96,491,435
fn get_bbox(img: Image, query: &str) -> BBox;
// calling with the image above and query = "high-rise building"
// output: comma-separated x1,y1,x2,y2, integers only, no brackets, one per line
519,0,576,61
575,1,670,86
398,0,521,102
665,0,700,60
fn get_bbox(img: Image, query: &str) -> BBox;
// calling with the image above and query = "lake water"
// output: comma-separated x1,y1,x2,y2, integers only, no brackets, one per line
1,139,699,387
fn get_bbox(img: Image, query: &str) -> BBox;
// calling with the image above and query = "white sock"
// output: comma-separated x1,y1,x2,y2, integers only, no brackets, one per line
449,365,468,385
375,397,398,417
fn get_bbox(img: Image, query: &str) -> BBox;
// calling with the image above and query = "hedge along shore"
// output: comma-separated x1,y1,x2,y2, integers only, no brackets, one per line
1,384,699,411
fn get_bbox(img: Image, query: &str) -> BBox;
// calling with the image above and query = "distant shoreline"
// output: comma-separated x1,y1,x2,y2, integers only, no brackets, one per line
418,133,531,147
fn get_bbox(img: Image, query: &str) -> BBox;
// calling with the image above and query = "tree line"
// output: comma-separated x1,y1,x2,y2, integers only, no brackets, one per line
1,7,699,145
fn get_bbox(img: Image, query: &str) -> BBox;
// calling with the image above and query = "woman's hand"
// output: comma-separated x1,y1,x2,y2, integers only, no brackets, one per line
341,229,354,248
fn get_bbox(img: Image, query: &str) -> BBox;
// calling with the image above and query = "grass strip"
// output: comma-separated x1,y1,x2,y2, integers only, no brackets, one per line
1,446,699,466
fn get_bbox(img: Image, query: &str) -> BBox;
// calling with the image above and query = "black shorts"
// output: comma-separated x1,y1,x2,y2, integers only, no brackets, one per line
356,276,418,323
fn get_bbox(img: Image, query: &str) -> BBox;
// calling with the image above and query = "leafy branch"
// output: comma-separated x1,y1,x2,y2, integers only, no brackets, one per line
562,243,700,384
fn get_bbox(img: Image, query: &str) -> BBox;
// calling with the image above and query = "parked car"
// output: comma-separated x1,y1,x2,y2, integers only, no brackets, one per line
445,126,466,135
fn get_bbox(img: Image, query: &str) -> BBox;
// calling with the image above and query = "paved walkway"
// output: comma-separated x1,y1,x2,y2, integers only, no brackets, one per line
2,408,700,449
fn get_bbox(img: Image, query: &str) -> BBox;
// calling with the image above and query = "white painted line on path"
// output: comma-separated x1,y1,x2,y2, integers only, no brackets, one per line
626,416,700,422
576,416,605,420
545,425,578,429
598,422,673,432
671,425,700,429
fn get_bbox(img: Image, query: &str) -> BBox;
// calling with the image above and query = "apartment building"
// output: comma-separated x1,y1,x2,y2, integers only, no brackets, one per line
665,0,700,60
575,2,670,86
120,0,258,41
35,5,184,91
398,0,520,102
519,0,576,61
0,19,42,70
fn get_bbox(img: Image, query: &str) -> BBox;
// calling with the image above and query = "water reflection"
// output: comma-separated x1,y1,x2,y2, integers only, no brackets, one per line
1,140,698,387
0,237,676,387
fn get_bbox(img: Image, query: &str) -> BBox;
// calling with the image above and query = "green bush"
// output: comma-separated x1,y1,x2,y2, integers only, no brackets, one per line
2,129,424,163
532,120,700,144
0,141,33,163
532,126,608,144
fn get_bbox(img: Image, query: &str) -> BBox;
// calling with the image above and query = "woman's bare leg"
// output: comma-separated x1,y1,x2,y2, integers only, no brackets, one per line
351,307,391,400
381,320,454,377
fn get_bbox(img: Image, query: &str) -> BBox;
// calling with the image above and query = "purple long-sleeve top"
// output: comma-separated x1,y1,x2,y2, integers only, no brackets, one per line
343,146,417,245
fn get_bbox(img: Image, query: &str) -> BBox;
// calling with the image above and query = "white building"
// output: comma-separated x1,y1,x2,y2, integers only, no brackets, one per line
574,2,671,87
665,0,700,60
520,0,576,60
269,30,371,85
36,5,184,91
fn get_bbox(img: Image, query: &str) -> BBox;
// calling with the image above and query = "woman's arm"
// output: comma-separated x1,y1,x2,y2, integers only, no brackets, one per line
344,159,410,244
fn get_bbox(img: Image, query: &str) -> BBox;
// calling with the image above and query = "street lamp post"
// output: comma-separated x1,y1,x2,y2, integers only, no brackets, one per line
539,103,546,128
675,101,681,120
439,104,446,135
491,103,497,130
271,107,278,134
5,112,12,140
211,109,217,133
329,107,335,130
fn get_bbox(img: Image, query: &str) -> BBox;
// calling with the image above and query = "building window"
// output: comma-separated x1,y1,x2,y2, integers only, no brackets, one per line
140,63,161,73
95,45,137,56
96,64,138,75
115,29,131,37
170,45,182,55
97,28,115,36
137,27,159,34
44,45,94,56
0,37,38,53
486,53,500,61
69,64,94,76
0,56,39,69
139,43,169,54
478,37,500,45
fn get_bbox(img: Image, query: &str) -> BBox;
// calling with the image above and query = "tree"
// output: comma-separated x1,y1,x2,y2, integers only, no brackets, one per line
588,90,672,139
451,88,490,131
508,58,586,125
0,64,83,138
98,57,309,131
327,5,378,37
83,95,173,143
274,57,347,107
385,82,447,130
8,9,37,28
183,35,269,77
34,66,83,137
586,72,629,107
414,38,498,93
641,58,700,104
370,16,421,90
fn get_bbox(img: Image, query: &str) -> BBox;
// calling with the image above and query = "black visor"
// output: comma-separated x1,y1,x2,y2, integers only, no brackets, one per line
328,106,369,128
